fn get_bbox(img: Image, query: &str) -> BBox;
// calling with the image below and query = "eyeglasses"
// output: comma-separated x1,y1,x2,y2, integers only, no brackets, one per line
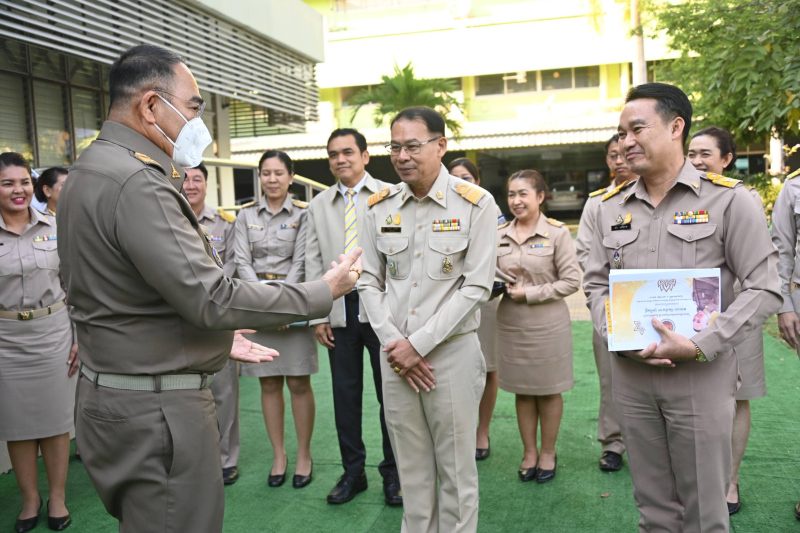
384,136,442,155
154,88,207,119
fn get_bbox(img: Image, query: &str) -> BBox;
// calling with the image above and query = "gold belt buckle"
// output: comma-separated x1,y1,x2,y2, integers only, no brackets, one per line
18,310,33,320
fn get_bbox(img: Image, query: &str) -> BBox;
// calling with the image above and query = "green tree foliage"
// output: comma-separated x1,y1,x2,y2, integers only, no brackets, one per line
651,0,800,143
349,63,464,136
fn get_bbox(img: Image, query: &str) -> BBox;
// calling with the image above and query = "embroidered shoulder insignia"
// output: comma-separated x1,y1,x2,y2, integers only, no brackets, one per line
367,187,391,208
704,172,741,188
291,199,309,209
132,151,164,174
588,187,606,198
602,179,636,202
497,221,511,229
454,182,485,205
239,200,256,209
216,207,236,223
546,217,565,228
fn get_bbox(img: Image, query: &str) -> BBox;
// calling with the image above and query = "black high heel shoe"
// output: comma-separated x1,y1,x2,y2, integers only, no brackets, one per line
47,500,71,531
727,484,741,515
475,437,490,461
15,496,42,533
268,456,288,487
518,464,538,482
292,462,313,489
535,455,557,483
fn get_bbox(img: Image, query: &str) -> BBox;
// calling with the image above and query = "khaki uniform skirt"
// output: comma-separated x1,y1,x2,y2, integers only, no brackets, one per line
240,326,318,377
0,306,76,440
497,297,573,396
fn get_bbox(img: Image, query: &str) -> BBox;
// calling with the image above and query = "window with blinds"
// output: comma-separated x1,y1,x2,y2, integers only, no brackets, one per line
0,72,33,160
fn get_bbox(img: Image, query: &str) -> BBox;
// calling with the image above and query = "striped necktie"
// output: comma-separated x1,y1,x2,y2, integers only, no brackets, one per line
344,188,358,253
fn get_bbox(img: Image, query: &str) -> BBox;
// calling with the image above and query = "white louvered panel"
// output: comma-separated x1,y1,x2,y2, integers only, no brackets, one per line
0,0,318,121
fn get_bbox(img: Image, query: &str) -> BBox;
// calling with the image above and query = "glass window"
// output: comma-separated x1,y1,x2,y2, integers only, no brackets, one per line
475,73,504,96
505,71,537,93
0,38,28,73
30,46,66,81
541,69,571,90
574,66,600,88
0,72,33,160
69,57,100,87
33,81,70,166
71,88,102,156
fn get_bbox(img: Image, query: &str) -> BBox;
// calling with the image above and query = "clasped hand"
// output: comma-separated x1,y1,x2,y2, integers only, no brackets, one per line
617,317,696,367
385,338,436,393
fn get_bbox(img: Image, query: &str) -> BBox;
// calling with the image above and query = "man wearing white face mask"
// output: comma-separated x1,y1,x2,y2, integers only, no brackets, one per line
57,44,363,532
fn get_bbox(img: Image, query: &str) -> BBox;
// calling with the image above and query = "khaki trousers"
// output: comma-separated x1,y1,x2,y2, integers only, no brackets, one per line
210,359,240,468
592,330,625,455
382,333,486,533
611,353,736,533
76,376,224,533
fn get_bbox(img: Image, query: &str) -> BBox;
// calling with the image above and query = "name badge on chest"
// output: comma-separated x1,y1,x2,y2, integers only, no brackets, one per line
611,213,632,231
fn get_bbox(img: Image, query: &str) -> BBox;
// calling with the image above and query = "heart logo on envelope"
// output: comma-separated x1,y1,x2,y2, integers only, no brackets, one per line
657,279,677,292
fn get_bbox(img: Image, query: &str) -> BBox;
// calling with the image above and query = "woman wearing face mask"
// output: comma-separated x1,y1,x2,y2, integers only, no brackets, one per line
233,150,317,489
33,167,69,216
0,153,78,532
688,126,765,516
447,157,502,460
495,170,580,483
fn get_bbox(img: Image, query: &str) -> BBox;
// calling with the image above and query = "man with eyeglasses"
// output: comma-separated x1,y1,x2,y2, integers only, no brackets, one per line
57,44,361,532
358,107,496,532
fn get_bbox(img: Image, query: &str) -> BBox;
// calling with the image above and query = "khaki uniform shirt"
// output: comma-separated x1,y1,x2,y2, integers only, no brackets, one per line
358,165,497,356
197,205,236,278
496,216,581,304
0,207,64,311
305,172,387,328
770,175,800,314
583,160,781,360
576,186,613,272
58,121,332,375
233,195,306,283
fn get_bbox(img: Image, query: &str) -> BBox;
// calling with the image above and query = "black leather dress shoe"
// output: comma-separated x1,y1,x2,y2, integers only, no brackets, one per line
535,456,557,483
383,477,403,506
293,463,313,489
518,465,538,482
47,501,71,531
222,466,239,486
15,497,42,533
599,451,623,472
327,472,368,504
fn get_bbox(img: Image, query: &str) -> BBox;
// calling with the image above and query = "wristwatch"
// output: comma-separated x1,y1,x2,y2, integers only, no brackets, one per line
691,341,708,362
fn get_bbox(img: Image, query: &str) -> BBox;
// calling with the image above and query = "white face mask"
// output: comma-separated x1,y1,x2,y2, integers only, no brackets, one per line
154,94,212,168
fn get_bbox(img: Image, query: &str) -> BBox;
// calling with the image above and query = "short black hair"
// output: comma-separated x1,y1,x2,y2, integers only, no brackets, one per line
625,82,693,144
258,150,294,174
0,152,31,175
447,158,480,181
190,162,208,180
327,128,367,153
692,126,737,171
109,44,183,108
390,106,445,136
34,166,68,202
604,134,620,153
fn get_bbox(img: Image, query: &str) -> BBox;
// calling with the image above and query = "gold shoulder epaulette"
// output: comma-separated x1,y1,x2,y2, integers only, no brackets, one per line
704,172,741,188
292,199,309,209
602,179,635,201
588,187,606,198
546,217,565,228
498,221,510,229
454,182,485,205
216,207,236,223
367,187,391,208
132,151,164,173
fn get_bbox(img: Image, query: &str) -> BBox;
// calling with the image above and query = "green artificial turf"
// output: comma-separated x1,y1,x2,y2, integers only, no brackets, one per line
2,321,799,531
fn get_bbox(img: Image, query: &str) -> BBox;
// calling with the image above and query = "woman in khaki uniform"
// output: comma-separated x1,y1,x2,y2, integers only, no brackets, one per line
496,169,580,483
233,150,317,489
0,153,77,532
688,126,766,515
448,157,502,460
33,166,68,216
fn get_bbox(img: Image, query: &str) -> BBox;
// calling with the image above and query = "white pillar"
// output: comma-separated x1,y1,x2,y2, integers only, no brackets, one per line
769,132,784,175
631,0,647,86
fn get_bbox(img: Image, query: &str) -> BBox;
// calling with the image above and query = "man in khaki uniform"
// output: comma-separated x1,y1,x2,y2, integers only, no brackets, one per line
576,134,635,472
305,128,400,505
769,171,800,520
57,44,359,533
583,83,780,532
183,162,241,485
358,107,496,532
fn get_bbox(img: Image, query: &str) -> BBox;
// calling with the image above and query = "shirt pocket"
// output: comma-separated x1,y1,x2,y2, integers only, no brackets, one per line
666,224,717,267
426,236,469,280
602,228,639,269
32,240,59,270
377,236,410,280
248,228,268,258
0,239,18,276
525,245,555,273
274,228,297,257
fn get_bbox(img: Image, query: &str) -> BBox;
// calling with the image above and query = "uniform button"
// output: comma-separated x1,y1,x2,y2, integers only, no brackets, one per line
412,282,418,288
649,247,656,252
389,248,395,253
415,252,421,258
687,234,693,240
417,224,423,230
615,241,620,247
410,309,416,315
